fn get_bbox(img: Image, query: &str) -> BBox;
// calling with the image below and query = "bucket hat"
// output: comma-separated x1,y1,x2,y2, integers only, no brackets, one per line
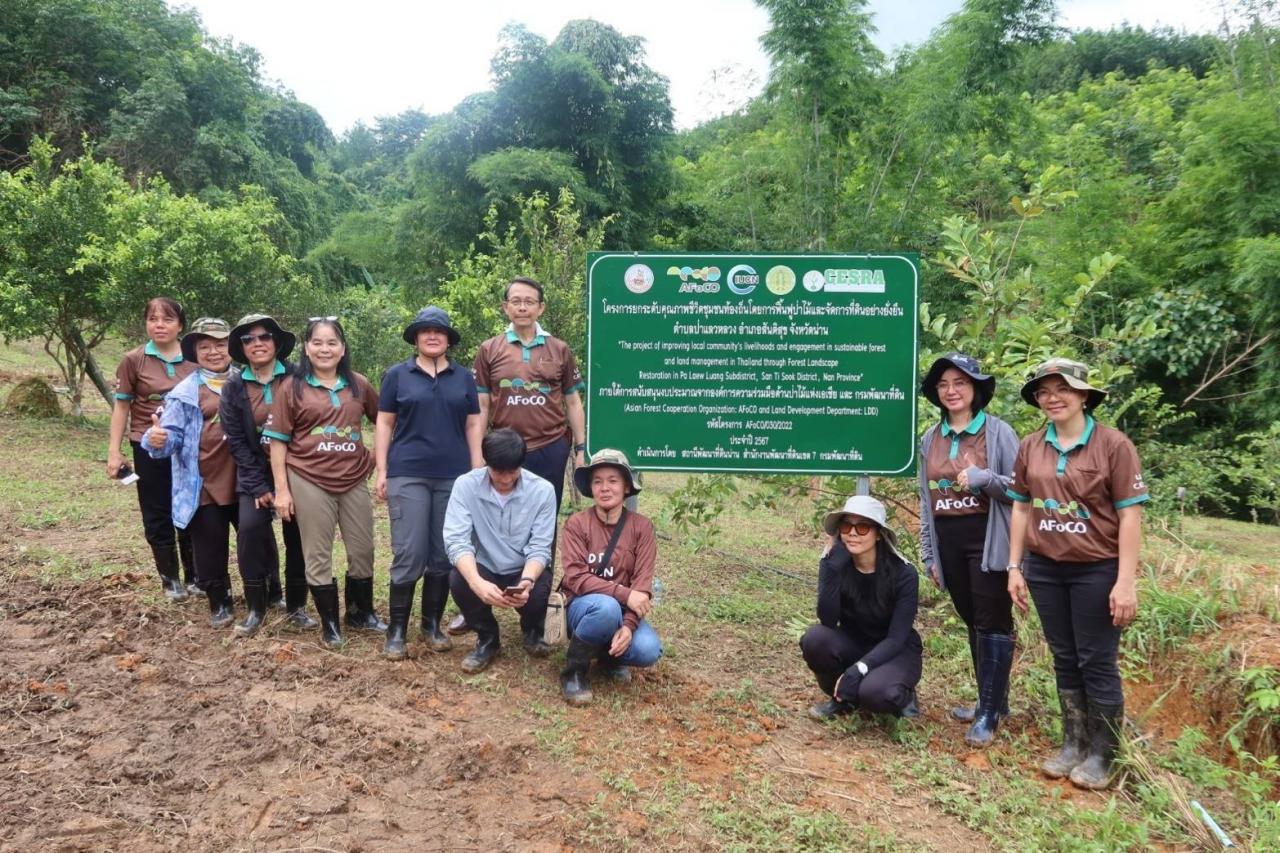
821,495,907,562
180,317,232,362
573,448,641,497
1020,357,1106,411
920,352,994,412
403,305,461,347
228,313,296,364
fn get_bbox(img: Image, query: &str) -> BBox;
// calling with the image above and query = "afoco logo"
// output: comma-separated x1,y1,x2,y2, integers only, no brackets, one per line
667,265,721,294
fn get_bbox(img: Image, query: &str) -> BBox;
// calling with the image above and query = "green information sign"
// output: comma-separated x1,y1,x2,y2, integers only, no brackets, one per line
586,253,920,475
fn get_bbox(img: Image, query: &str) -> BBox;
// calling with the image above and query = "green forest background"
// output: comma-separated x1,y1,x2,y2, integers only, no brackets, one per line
1,0,1277,522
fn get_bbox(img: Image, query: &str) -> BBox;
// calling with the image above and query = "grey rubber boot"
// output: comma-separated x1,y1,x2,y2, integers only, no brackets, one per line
1042,688,1089,778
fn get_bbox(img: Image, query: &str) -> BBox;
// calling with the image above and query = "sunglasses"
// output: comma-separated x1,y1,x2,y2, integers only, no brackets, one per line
239,332,274,344
838,520,876,536
308,315,339,323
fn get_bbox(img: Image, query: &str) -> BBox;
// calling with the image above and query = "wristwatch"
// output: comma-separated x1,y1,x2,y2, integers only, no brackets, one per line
1006,562,1022,571
855,661,869,676
573,442,586,453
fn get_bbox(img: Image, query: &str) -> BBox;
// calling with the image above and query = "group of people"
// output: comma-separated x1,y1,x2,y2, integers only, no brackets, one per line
107,291,1147,787
802,352,1147,790
106,280,661,705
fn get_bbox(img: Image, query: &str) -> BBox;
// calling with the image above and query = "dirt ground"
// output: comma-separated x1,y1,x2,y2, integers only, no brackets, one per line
0,562,1007,851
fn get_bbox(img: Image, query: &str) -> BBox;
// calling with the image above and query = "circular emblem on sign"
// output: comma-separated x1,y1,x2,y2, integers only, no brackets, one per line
765,265,796,295
803,270,826,292
726,264,759,295
624,264,654,294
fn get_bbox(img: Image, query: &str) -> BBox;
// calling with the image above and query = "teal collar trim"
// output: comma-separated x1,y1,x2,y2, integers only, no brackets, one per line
1044,415,1095,475
305,373,348,408
242,361,286,404
941,410,985,460
145,339,183,378
505,323,547,363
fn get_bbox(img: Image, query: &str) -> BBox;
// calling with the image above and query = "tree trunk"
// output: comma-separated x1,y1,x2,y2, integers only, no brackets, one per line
69,325,113,408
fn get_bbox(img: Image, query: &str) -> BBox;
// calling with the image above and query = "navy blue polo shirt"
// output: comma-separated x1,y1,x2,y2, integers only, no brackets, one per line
378,357,480,479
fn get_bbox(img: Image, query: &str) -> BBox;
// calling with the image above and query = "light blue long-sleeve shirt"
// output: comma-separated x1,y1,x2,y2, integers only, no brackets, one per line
443,467,556,573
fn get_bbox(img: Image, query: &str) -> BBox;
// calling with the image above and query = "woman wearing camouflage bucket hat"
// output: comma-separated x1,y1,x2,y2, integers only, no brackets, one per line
557,449,662,706
219,313,318,637
1005,357,1149,789
917,352,1020,747
374,306,483,660
800,495,922,720
141,317,241,629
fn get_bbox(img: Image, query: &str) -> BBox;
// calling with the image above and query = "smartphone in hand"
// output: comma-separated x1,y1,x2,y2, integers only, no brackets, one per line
115,463,140,486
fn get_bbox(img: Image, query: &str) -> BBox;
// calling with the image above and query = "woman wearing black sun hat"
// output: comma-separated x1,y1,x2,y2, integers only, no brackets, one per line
220,313,319,637
917,352,1020,747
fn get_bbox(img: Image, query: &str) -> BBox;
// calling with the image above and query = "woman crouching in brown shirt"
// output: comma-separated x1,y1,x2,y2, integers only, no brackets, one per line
558,449,662,706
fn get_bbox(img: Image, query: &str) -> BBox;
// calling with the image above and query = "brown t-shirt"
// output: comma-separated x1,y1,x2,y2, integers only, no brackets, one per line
197,384,236,506
473,327,584,451
925,414,991,518
559,508,657,631
266,373,378,493
1008,418,1150,563
114,342,196,442
243,363,288,446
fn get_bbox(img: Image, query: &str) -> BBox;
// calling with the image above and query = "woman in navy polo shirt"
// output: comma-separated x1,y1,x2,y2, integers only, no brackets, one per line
1006,358,1149,790
375,306,484,659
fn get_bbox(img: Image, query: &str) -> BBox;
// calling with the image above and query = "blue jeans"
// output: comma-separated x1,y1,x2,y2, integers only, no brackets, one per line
567,594,662,667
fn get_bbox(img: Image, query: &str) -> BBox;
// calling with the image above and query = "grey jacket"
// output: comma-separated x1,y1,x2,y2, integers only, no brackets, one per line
917,412,1019,588
443,467,556,573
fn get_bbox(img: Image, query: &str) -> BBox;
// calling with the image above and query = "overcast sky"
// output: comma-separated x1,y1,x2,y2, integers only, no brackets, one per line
172,0,1223,133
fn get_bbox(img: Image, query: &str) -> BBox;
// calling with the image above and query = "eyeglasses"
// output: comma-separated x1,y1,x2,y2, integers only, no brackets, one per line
239,332,274,344
838,520,875,536
936,379,971,392
504,299,541,308
308,315,339,323
1033,385,1072,401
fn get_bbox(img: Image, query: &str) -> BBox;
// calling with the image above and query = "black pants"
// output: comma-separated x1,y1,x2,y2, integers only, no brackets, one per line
524,435,570,572
188,503,239,587
935,514,1014,634
449,563,553,638
131,442,195,581
235,494,303,586
1024,553,1123,705
800,624,922,714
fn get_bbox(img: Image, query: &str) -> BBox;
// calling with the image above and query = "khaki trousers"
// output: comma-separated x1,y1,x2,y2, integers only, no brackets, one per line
288,471,375,586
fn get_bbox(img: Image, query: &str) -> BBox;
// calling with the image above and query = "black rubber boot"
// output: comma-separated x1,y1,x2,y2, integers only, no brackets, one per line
178,533,203,597
234,579,268,638
383,580,415,660
522,626,552,658
560,637,598,706
1042,688,1089,778
597,650,632,683
420,574,452,652
808,671,853,721
1070,700,1124,790
310,582,344,649
461,619,501,674
966,632,1014,747
344,576,388,633
951,624,979,722
150,543,189,602
266,569,284,611
204,576,235,629
283,580,318,629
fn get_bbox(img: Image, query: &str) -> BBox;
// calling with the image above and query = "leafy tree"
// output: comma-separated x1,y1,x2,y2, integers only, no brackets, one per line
0,139,301,413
